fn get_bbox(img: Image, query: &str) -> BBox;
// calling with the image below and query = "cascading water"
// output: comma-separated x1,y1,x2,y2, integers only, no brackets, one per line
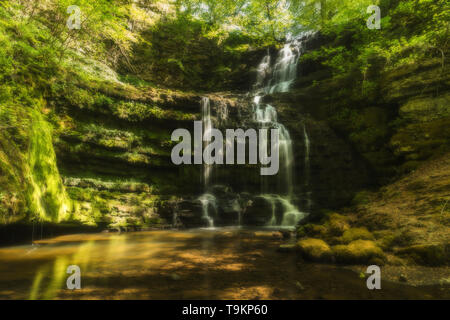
198,97,216,228
191,34,312,229
199,193,216,228
252,34,310,226
268,39,301,94
303,123,313,213
202,97,213,188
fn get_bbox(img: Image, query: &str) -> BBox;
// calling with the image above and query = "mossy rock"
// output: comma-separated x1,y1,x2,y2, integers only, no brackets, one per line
297,238,333,262
340,227,374,244
390,118,450,160
325,213,350,236
378,230,416,250
399,94,450,122
396,244,449,266
351,191,375,206
333,240,385,265
298,223,328,238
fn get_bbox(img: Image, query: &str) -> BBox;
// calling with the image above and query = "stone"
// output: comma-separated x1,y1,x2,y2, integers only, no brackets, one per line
297,238,333,262
340,227,374,244
242,196,275,226
176,199,206,228
397,244,449,266
332,240,385,265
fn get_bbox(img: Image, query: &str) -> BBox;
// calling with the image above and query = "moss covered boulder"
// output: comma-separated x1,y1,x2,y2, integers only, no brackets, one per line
325,213,350,236
297,238,333,262
340,227,374,244
396,244,449,266
333,240,385,265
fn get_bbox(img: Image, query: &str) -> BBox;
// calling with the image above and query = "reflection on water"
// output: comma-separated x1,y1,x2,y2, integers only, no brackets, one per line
0,229,447,300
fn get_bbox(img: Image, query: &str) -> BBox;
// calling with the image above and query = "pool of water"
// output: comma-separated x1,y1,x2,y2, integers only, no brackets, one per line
0,228,447,300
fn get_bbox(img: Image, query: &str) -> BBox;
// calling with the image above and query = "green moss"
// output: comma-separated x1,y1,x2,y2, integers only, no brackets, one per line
298,223,328,238
324,213,350,236
351,191,375,206
390,118,450,161
397,244,449,266
340,227,374,244
379,230,415,250
333,240,385,265
297,238,333,262
400,94,450,122
112,101,196,122
26,109,71,222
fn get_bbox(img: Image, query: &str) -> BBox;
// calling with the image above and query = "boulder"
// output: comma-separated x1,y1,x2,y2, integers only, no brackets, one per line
242,196,275,226
332,240,385,265
340,227,374,244
396,244,449,266
216,198,241,226
176,199,206,228
297,238,333,262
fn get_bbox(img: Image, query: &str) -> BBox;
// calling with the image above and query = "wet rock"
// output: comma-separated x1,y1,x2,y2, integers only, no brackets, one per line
281,230,294,239
157,199,178,224
216,198,241,226
242,196,275,226
206,185,242,226
176,199,206,228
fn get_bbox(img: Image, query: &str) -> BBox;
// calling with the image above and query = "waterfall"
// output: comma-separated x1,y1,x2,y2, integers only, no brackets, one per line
190,34,312,229
259,194,306,227
251,34,309,226
303,123,311,187
202,97,213,188
268,40,300,94
198,97,216,228
199,193,216,228
303,123,312,213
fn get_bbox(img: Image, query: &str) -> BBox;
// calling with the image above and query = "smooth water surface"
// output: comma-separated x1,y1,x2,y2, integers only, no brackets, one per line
0,229,447,300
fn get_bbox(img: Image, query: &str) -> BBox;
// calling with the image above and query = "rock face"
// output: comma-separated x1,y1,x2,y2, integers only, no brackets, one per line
11,28,446,232
176,200,207,228
242,196,275,226
210,186,242,226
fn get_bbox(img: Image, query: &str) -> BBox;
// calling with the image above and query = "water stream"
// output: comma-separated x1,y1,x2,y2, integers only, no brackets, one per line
251,34,309,226
198,97,217,228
